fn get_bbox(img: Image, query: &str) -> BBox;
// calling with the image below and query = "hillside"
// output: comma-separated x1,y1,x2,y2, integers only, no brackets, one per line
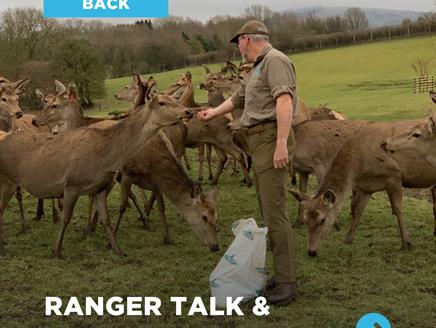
293,6,426,27
101,35,436,122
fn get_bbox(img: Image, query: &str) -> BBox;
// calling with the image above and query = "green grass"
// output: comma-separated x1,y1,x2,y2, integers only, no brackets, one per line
1,35,436,328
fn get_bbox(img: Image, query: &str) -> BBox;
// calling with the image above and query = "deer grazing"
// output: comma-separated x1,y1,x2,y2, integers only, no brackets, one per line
287,119,436,256
0,73,193,257
34,76,220,252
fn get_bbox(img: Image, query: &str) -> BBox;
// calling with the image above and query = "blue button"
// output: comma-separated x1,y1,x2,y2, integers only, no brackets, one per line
356,313,391,328
44,0,168,18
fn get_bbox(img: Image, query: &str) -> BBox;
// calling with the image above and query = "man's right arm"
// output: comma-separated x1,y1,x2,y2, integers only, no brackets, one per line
197,97,235,121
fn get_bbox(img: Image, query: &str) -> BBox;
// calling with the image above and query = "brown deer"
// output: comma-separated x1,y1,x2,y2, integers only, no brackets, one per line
288,119,436,257
0,73,193,257
114,125,219,251
34,77,220,252
383,110,436,236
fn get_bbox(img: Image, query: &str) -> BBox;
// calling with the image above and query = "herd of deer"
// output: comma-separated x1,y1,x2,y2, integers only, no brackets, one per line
0,60,434,259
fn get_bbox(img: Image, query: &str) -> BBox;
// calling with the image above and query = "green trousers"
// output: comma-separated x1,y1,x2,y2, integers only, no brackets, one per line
247,122,296,284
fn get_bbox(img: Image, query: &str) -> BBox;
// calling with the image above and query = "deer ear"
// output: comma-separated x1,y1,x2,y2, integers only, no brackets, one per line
67,83,78,101
145,80,157,102
185,71,192,82
287,188,309,204
202,64,211,74
426,110,436,135
323,190,336,205
11,77,30,94
430,91,436,104
190,183,203,198
133,73,146,87
35,89,45,101
54,80,66,95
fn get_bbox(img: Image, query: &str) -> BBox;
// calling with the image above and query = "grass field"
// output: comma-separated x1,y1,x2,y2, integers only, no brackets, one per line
1,35,436,328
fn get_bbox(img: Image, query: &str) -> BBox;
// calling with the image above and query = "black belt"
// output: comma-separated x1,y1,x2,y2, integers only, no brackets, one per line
246,121,277,136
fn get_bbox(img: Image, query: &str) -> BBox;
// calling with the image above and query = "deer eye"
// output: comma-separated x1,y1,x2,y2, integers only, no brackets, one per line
202,215,208,223
320,218,326,225
412,133,421,138
1,97,7,102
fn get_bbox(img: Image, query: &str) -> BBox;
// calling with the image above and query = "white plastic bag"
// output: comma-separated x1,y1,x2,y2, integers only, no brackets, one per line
210,218,268,307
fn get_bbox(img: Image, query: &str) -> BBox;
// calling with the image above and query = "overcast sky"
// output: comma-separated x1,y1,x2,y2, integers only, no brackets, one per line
0,0,434,21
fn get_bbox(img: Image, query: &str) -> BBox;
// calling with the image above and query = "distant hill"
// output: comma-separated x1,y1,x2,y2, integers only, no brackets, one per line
293,6,426,27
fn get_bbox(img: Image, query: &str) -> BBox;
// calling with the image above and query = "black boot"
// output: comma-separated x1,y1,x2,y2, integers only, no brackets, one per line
267,282,297,306
266,277,276,290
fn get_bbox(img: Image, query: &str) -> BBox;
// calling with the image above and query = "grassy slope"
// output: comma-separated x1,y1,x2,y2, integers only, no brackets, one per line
1,36,436,328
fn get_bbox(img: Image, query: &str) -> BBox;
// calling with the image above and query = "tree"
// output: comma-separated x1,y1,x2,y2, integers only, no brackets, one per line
303,11,324,35
344,7,369,32
244,5,275,32
324,15,346,34
51,38,106,108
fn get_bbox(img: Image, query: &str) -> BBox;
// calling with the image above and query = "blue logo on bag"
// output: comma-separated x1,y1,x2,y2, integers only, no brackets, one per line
210,279,220,288
356,313,391,328
44,0,169,18
243,230,254,240
224,254,238,265
255,267,266,274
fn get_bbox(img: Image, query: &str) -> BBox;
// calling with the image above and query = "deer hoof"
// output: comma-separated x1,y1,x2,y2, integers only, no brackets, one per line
401,240,412,250
198,176,203,182
33,215,43,221
52,250,63,259
208,175,214,181
292,220,304,229
344,237,354,245
163,238,174,245
333,223,341,231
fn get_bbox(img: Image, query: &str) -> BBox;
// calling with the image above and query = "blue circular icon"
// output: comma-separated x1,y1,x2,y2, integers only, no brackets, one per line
356,313,391,328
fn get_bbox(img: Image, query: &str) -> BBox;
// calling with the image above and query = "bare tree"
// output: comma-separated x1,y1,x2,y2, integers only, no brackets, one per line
344,7,369,32
411,57,432,76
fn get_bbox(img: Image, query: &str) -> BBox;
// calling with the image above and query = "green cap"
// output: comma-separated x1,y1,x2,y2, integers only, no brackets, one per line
230,20,269,43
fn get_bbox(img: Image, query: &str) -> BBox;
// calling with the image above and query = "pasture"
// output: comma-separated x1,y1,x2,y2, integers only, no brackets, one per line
1,35,435,327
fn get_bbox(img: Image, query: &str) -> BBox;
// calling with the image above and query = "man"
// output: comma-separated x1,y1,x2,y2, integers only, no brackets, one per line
198,20,298,305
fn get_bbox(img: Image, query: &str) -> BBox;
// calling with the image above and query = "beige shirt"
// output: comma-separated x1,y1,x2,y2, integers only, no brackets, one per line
231,45,297,127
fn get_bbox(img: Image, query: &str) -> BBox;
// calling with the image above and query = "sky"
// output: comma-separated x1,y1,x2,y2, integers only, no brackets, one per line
0,0,434,21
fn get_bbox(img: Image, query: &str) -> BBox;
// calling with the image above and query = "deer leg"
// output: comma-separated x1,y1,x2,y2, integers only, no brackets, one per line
293,172,309,228
183,149,191,171
94,190,125,257
198,144,204,182
431,186,436,236
51,199,60,223
144,192,156,217
128,188,148,224
15,187,29,233
156,193,173,245
211,147,227,186
231,156,238,176
235,152,252,187
113,178,134,238
344,190,371,244
386,184,412,250
53,189,79,259
84,195,96,236
0,185,16,256
207,144,213,181
34,198,45,221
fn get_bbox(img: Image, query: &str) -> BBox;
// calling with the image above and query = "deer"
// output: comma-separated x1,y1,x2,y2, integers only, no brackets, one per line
383,109,436,236
0,73,193,258
287,119,436,257
33,76,220,252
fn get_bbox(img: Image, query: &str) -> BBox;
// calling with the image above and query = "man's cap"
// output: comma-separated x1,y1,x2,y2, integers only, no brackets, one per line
230,20,269,43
